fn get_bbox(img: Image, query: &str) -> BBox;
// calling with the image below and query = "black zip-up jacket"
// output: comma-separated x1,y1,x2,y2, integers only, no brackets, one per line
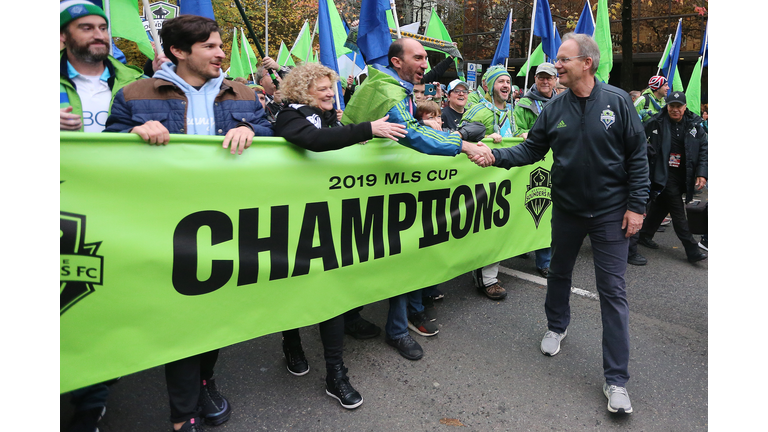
491,79,649,218
644,107,707,203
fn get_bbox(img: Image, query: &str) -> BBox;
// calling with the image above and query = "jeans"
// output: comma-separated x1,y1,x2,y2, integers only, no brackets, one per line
546,206,630,386
386,289,423,339
535,248,551,269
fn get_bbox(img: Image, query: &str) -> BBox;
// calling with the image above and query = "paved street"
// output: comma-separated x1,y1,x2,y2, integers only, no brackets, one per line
61,194,709,431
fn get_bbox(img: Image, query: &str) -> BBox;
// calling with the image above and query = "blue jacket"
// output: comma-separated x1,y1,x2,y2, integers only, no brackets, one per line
342,64,462,156
104,77,273,136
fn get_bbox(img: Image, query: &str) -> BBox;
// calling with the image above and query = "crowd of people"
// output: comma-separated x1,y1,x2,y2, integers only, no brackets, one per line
60,1,707,430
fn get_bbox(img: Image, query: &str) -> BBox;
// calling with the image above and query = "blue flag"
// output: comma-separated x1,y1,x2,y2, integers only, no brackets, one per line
491,11,512,66
358,0,392,66
574,1,595,36
663,19,683,97
178,0,215,19
699,20,708,67
318,0,345,109
534,0,558,60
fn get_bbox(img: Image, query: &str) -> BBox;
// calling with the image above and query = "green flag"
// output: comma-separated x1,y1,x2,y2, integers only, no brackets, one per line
240,29,258,77
671,65,684,92
112,0,154,59
276,41,295,67
325,0,352,57
685,57,702,116
593,0,613,83
657,35,672,70
424,8,463,79
517,44,546,77
291,21,311,63
228,28,246,78
386,9,396,29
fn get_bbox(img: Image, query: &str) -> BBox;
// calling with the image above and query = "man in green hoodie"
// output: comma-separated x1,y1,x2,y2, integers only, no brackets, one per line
59,0,146,133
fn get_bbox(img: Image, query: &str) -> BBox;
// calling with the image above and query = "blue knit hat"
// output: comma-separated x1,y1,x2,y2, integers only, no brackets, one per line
60,0,109,28
483,66,511,102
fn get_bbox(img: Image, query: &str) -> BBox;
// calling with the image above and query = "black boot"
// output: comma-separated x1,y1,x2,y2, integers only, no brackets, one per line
325,364,363,409
282,340,309,376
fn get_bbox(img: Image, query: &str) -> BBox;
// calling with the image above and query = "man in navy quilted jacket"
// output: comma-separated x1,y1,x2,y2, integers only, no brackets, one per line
105,15,272,155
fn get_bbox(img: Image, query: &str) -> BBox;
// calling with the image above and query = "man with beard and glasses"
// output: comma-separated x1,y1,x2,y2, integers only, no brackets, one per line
60,0,145,133
59,4,149,431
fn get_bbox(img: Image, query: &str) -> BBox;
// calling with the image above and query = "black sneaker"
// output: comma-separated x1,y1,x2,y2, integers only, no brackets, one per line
424,288,445,301
638,236,660,249
344,317,381,340
627,253,647,266
68,406,105,432
422,296,438,322
175,417,205,432
282,341,310,376
198,379,231,426
325,364,363,409
385,334,423,360
407,311,439,336
537,267,549,278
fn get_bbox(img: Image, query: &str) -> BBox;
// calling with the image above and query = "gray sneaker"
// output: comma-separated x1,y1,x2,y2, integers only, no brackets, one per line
540,329,567,356
603,383,633,414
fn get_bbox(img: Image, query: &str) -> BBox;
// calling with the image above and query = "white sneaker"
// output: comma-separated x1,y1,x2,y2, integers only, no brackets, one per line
540,329,567,356
603,383,633,414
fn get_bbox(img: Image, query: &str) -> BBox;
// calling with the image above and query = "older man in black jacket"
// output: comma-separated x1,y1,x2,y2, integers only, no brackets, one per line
637,91,707,263
472,32,647,415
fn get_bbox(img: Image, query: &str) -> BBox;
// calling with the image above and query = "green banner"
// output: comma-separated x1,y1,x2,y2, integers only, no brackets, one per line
60,132,552,393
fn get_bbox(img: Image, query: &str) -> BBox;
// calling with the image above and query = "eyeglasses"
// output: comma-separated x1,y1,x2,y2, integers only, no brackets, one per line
535,75,555,81
451,90,468,95
555,55,585,64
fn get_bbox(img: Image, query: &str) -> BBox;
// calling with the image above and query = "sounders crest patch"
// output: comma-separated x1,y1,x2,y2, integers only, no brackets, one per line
600,108,616,130
525,167,552,228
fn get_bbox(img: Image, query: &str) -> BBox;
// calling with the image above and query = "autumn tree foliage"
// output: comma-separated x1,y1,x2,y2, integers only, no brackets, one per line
113,0,707,82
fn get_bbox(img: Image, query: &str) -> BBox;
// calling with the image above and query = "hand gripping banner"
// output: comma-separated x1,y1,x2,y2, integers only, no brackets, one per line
60,132,552,393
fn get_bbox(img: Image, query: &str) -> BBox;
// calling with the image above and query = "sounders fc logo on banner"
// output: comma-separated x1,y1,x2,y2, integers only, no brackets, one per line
525,167,552,228
60,212,103,315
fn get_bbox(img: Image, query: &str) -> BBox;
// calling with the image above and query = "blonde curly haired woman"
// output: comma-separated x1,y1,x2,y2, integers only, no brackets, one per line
273,63,405,410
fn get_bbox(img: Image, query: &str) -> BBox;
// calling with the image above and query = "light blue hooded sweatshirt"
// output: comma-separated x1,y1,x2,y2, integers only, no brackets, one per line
154,62,226,136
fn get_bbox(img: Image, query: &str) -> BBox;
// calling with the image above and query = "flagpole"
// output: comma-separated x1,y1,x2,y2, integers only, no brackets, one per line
352,51,359,85
504,9,512,69
306,19,317,63
141,0,162,58
701,22,708,66
524,0,538,93
265,0,269,57
390,0,402,38
233,0,279,87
